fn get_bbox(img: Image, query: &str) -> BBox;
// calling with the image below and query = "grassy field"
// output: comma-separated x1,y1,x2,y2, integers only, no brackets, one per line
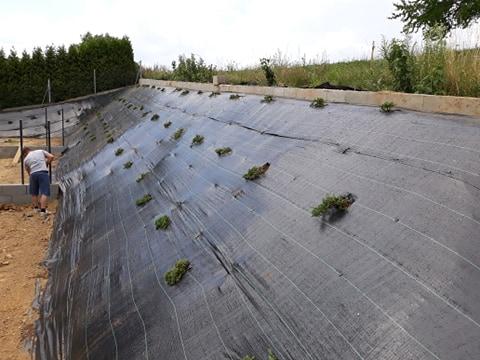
143,45,480,98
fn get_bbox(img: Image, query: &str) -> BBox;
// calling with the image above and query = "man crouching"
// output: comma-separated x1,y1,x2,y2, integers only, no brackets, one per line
23,147,54,217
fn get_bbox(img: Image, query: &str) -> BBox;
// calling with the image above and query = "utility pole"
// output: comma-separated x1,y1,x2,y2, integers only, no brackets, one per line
47,78,51,103
371,41,375,62
93,69,97,94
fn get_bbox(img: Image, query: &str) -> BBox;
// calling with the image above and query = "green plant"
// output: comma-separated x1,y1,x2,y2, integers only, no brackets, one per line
215,147,232,156
164,121,172,128
229,94,241,100
197,90,203,94
107,137,114,143
380,101,395,112
268,350,278,360
115,148,124,156
90,136,96,141
243,163,270,180
311,194,354,217
123,161,133,169
172,128,185,140
242,357,255,360
155,215,171,230
260,58,276,86
180,89,189,96
164,259,191,286
191,134,204,145
310,97,326,108
382,39,414,92
261,95,274,103
142,111,150,117
136,172,147,182
140,105,144,110
151,114,160,121
136,194,153,206
209,91,220,97
170,54,216,82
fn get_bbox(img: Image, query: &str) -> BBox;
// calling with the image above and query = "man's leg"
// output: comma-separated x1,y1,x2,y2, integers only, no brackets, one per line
32,195,39,209
39,194,48,210
30,173,40,211
38,172,51,216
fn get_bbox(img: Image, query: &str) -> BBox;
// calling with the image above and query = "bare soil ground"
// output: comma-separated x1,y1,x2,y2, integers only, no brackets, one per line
0,201,57,360
0,137,62,146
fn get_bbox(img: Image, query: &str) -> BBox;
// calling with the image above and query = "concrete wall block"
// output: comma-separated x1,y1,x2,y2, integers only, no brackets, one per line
0,184,59,204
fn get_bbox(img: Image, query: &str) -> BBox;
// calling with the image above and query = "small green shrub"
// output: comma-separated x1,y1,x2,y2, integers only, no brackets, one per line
229,94,241,100
164,121,172,128
268,350,278,360
123,161,133,169
197,90,203,94
172,128,185,140
215,147,232,156
209,91,220,98
140,105,144,111
115,148,124,156
243,163,270,180
107,137,114,143
180,90,189,96
310,97,326,108
90,136,96,141
161,88,165,92
164,259,190,286
311,194,354,217
136,172,147,182
261,95,274,103
155,215,171,230
136,194,153,206
260,58,276,86
380,101,395,113
175,87,182,92
142,111,150,117
191,134,204,145
242,357,255,360
151,114,160,121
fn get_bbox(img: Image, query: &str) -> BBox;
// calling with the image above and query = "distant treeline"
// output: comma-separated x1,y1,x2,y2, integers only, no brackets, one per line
0,33,138,109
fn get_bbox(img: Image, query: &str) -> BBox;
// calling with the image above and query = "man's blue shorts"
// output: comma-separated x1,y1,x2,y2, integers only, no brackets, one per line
30,171,50,196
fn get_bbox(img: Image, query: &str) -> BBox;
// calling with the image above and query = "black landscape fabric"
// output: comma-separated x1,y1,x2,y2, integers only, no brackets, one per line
12,85,479,359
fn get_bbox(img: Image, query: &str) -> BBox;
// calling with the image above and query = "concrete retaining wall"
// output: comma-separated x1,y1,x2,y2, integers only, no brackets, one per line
0,184,59,204
139,78,480,118
0,145,65,159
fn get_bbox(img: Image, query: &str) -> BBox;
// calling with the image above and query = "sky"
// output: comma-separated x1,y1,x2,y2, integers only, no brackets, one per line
0,0,478,68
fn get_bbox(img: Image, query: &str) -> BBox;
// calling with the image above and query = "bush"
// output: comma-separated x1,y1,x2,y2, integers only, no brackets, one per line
191,134,204,145
107,136,114,143
310,97,326,108
260,58,276,86
382,39,414,92
123,161,133,169
229,94,241,100
209,91,220,98
136,172,147,182
197,90,203,94
180,90,189,96
172,128,185,140
164,259,191,286
311,194,354,217
155,215,171,230
261,95,274,103
164,121,172,128
215,147,232,156
243,163,270,180
136,194,152,206
151,114,160,121
115,148,124,156
171,54,216,82
380,101,395,113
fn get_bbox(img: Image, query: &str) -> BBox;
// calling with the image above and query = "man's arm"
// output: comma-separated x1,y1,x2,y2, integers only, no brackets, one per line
43,151,54,165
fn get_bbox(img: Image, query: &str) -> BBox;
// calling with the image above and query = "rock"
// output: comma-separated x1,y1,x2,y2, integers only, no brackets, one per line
5,254,13,259
0,261,10,266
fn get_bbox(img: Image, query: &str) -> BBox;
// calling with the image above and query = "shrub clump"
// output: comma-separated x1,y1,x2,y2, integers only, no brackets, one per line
172,128,185,140
197,90,203,94
261,95,274,103
180,90,189,96
151,114,160,121
215,147,232,156
107,136,114,143
155,215,171,230
311,194,355,217
174,87,182,92
229,94,241,100
123,161,133,169
243,163,270,180
380,101,395,113
209,91,220,98
310,97,326,108
115,148,124,156
164,259,191,286
164,121,172,128
136,172,147,182
136,194,153,206
191,134,204,146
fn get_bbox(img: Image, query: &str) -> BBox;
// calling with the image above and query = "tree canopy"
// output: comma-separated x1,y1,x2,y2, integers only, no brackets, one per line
391,0,480,34
0,33,137,109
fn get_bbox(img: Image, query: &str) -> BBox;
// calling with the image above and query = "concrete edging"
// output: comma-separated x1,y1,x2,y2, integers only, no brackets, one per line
0,184,60,204
139,78,480,118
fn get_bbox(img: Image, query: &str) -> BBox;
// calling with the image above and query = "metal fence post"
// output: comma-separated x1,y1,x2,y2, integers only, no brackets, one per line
44,107,48,147
19,120,25,185
61,107,65,146
47,120,52,182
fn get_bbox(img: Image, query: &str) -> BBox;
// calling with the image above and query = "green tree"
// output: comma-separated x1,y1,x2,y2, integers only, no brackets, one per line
391,0,480,34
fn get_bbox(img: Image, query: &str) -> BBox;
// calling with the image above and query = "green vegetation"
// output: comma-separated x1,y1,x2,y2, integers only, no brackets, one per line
310,97,326,108
380,101,395,113
260,57,276,86
209,91,220,97
151,114,160,121
143,54,215,82
261,95,274,103
136,172,147,182
180,89,190,96
229,94,241,100
311,194,354,217
191,134,204,145
107,136,114,143
155,215,171,230
241,351,277,360
172,128,185,140
243,163,270,180
242,357,255,360
115,148,124,156
123,161,133,169
197,90,203,94
174,87,182,91
0,33,136,109
215,147,232,156
164,121,172,128
164,259,191,286
136,194,153,206
139,105,144,111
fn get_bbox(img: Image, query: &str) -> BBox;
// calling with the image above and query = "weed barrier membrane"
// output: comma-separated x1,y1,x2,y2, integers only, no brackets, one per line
35,86,480,359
